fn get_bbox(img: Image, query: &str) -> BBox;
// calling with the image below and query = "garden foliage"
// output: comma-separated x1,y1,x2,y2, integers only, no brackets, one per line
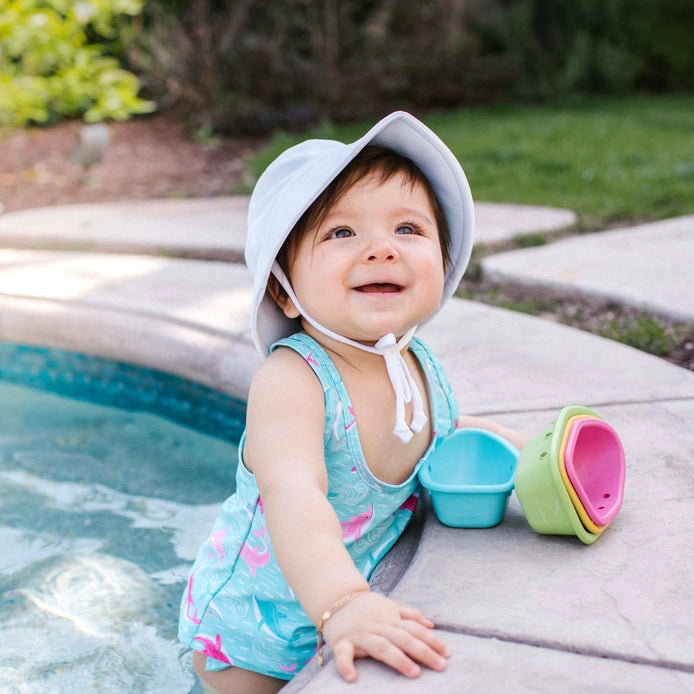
124,0,522,135
126,0,694,135
0,0,155,127
3,0,692,132
507,0,694,95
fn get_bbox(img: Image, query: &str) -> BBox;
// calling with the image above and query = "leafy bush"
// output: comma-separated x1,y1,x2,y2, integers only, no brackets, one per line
125,0,520,135
0,0,155,127
124,0,694,136
504,0,694,96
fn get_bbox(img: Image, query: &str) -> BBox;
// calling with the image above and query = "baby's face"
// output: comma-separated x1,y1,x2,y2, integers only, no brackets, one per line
280,171,445,345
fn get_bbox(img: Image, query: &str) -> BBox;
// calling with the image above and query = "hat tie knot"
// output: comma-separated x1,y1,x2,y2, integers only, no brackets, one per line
374,332,427,443
271,262,427,444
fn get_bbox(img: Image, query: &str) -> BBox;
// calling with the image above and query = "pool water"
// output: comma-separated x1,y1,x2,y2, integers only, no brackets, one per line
0,349,244,693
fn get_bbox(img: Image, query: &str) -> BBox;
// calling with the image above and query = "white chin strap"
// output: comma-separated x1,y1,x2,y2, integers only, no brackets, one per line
272,262,427,444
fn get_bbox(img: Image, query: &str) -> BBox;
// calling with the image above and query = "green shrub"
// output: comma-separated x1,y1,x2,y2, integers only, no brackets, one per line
124,0,694,136
504,0,694,96
0,0,155,127
125,0,519,135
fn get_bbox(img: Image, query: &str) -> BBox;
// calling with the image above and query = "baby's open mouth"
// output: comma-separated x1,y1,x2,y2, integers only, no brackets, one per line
355,283,402,293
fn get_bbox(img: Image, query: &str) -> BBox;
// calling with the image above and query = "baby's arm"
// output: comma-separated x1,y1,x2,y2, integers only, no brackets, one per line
244,348,449,681
457,414,529,451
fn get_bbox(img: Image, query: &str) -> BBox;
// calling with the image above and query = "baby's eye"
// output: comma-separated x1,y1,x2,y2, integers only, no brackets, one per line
329,227,354,239
395,224,419,235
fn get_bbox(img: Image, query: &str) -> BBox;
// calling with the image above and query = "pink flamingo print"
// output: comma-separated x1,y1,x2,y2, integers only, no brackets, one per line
206,527,228,566
240,527,270,577
194,633,231,665
279,662,298,674
185,572,201,624
399,494,419,513
345,406,356,431
341,503,374,542
306,352,319,367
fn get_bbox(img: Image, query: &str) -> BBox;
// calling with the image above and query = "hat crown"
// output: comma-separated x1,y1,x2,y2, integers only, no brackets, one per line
246,138,347,275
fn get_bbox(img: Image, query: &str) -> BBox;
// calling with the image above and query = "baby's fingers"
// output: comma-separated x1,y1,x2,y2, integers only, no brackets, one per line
333,626,449,682
332,640,359,683
393,622,449,673
335,633,422,680
397,606,450,661
398,604,435,628
402,617,451,659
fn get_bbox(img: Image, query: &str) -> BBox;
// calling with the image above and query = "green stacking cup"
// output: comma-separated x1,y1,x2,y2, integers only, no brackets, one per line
514,406,601,545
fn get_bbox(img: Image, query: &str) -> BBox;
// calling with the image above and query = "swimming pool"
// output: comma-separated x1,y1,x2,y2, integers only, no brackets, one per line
0,345,245,693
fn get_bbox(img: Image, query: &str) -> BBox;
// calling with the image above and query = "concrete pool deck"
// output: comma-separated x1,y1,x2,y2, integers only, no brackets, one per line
0,198,693,692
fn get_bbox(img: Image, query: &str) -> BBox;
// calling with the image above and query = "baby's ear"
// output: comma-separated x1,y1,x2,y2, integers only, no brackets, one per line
278,296,300,320
267,277,300,319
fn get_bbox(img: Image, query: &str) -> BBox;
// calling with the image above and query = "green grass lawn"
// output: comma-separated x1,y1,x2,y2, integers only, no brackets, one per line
248,94,694,231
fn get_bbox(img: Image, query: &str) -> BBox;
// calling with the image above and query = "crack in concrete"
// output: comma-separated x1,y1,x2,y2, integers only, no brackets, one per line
435,622,694,674
474,395,694,418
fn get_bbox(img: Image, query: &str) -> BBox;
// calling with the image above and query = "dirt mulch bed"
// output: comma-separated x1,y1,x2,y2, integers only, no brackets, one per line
0,115,258,213
459,278,694,373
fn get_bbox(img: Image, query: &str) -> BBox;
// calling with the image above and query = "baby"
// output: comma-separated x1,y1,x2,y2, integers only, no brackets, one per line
179,112,526,693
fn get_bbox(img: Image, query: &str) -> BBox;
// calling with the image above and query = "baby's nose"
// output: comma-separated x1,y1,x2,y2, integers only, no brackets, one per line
364,235,398,262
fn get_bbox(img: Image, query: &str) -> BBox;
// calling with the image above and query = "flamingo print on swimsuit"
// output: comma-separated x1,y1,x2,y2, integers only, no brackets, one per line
194,633,232,665
240,527,271,577
205,527,228,566
346,406,356,431
399,493,419,513
184,572,201,625
332,399,357,445
341,503,374,542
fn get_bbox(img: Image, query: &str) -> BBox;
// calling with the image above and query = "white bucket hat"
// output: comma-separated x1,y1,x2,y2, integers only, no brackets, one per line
245,111,474,443
246,110,474,357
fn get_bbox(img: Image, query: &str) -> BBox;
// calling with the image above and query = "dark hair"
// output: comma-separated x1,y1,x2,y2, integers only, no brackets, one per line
269,146,451,303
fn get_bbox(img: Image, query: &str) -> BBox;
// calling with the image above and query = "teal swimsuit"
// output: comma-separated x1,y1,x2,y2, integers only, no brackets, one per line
178,333,458,680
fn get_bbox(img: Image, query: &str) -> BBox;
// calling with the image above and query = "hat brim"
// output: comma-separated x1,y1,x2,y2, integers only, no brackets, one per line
246,111,474,357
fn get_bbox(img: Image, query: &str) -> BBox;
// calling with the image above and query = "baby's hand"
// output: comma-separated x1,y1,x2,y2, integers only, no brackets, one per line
321,592,450,682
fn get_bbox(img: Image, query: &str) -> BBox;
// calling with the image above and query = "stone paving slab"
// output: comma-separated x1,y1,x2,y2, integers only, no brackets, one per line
473,202,576,244
482,215,694,323
0,248,251,334
390,399,694,669
287,630,694,694
0,198,249,257
0,249,259,399
419,299,694,414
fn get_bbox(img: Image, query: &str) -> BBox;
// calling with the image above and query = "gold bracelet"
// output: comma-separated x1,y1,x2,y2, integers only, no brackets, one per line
316,589,369,666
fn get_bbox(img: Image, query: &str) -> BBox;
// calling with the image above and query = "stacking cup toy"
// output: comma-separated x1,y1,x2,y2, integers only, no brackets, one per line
557,415,606,534
419,428,519,528
514,406,603,544
564,417,625,526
